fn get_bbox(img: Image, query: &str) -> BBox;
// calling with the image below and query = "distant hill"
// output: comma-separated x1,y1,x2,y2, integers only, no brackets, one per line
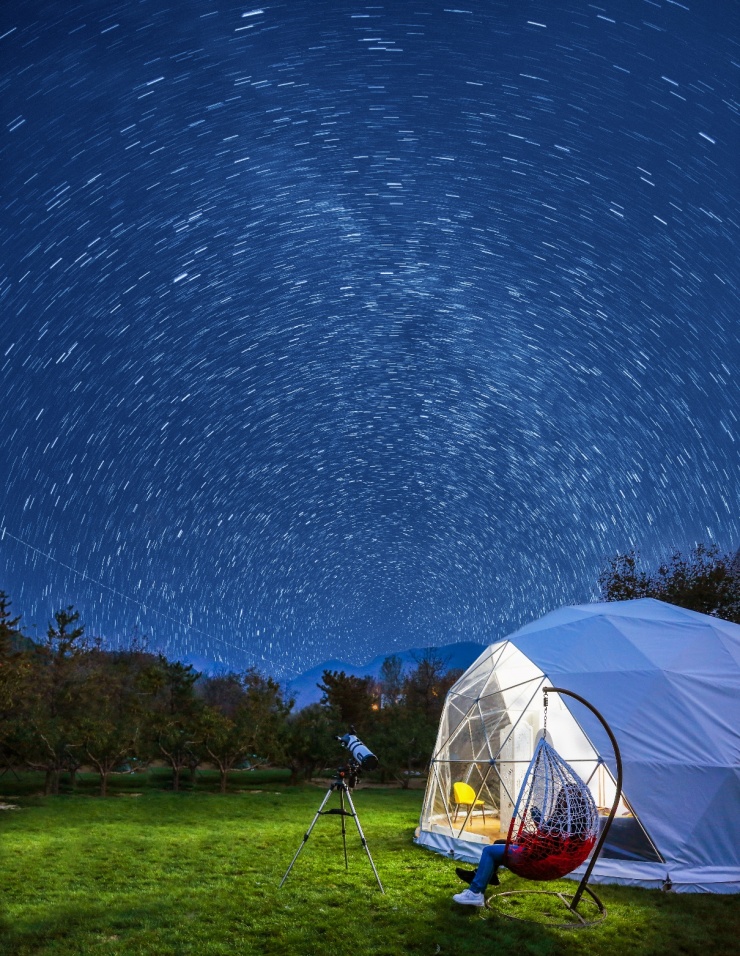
285,641,487,711
181,653,233,676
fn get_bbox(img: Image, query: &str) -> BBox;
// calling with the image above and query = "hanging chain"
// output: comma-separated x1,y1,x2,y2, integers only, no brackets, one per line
543,688,549,737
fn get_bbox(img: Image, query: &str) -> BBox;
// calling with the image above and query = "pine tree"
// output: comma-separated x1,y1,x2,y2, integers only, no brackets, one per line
0,590,23,658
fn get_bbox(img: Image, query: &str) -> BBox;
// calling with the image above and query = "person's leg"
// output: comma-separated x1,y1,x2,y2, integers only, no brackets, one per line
469,843,507,894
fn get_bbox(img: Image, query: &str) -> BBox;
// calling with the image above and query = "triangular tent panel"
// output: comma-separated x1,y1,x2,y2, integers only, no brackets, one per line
415,599,740,893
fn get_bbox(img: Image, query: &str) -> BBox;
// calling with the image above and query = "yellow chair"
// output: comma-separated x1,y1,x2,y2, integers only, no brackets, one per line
452,781,486,825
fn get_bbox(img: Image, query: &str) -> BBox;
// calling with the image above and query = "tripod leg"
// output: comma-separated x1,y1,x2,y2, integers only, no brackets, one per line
340,788,349,870
279,787,334,888
343,789,385,893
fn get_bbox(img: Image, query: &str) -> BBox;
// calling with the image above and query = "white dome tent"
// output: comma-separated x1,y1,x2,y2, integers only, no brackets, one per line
416,599,740,894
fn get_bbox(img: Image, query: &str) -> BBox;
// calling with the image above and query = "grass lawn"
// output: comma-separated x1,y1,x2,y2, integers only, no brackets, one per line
1,776,738,956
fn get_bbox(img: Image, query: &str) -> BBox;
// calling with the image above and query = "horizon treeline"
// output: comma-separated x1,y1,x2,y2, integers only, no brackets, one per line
0,591,461,795
1,542,736,797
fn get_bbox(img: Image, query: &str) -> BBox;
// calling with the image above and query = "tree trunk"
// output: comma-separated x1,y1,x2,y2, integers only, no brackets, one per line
220,768,228,793
172,766,181,791
100,772,108,797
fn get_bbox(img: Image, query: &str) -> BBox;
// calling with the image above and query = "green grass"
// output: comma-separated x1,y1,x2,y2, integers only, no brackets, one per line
1,782,738,955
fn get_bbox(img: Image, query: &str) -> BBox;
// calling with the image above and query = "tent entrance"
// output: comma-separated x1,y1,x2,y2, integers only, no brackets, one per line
597,788,663,863
419,642,662,866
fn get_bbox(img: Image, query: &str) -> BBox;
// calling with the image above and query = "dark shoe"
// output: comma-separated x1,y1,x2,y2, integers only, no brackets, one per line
489,867,500,887
455,867,475,884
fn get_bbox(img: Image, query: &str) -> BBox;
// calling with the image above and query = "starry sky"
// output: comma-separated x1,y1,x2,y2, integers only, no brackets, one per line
1,1,738,678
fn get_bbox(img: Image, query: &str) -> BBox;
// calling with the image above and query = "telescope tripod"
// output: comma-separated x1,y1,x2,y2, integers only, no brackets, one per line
279,777,384,893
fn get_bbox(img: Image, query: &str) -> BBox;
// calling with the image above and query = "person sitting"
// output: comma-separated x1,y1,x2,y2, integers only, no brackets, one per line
452,842,508,907
453,785,589,904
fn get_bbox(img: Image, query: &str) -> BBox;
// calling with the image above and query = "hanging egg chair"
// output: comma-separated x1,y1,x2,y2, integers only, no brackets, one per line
503,735,600,881
488,687,623,927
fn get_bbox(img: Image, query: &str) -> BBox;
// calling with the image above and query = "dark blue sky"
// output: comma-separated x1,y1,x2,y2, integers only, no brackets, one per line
1,1,738,677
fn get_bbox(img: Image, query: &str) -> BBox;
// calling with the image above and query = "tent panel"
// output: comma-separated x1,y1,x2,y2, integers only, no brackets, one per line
414,828,486,866
432,694,477,758
443,712,493,762
540,691,602,766
449,650,498,699
568,859,740,894
679,767,740,868
422,761,454,832
493,642,545,696
442,694,477,735
479,704,523,760
516,617,654,677
717,628,740,667
480,677,541,719
663,672,740,763
614,615,738,675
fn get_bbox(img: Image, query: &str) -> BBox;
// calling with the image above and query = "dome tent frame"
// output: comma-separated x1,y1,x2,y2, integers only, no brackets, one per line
415,599,740,894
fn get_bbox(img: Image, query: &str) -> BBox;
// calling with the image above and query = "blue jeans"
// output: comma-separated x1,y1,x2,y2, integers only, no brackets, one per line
470,843,508,894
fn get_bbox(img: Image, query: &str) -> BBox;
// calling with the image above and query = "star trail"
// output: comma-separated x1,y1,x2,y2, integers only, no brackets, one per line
1,1,738,677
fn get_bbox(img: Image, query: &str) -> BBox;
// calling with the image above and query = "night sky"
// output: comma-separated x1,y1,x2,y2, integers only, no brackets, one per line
1,1,738,678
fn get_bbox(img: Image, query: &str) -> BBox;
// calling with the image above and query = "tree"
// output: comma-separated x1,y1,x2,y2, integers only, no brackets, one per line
378,655,404,707
141,656,202,791
0,591,24,659
284,703,338,785
372,703,431,788
599,544,739,623
403,649,461,724
241,669,292,767
199,670,292,792
76,647,149,796
0,591,29,775
317,670,377,733
381,650,462,780
598,552,651,602
200,704,245,793
347,651,464,787
18,606,88,794
0,592,25,722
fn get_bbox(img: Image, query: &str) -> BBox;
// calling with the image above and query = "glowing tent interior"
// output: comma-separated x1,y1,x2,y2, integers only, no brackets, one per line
415,599,740,893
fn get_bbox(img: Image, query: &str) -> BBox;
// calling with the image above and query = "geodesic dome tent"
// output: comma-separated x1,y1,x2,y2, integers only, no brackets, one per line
416,599,740,893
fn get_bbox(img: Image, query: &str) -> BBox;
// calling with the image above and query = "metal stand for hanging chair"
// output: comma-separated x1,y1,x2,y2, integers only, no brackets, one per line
486,686,623,929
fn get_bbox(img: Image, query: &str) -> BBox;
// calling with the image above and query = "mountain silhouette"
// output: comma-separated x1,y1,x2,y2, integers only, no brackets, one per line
285,641,487,711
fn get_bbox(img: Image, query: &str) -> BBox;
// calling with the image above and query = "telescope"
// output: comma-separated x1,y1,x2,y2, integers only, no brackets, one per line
279,729,384,893
337,731,378,771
